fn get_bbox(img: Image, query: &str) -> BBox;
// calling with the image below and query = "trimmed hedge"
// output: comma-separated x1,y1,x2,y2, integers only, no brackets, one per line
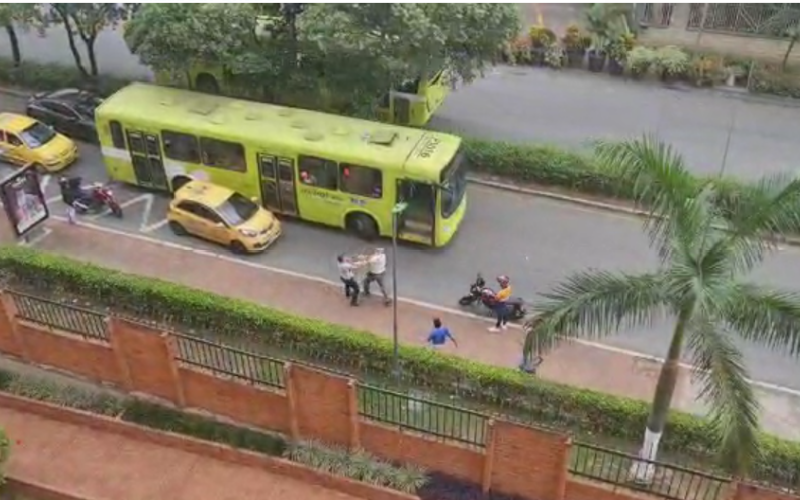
1,247,799,488
0,58,132,97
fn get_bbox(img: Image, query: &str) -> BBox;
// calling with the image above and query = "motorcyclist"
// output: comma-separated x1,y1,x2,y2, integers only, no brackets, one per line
488,275,512,332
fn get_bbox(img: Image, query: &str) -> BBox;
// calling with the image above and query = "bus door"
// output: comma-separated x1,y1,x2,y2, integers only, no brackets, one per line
396,179,435,245
125,130,169,191
258,153,297,216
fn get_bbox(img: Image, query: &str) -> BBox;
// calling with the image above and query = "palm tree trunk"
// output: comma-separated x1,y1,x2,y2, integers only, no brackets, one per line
630,312,689,483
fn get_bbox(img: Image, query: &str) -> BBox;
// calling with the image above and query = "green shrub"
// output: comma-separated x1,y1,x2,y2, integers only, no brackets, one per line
285,440,428,493
0,426,8,487
750,64,800,100
121,400,287,456
1,247,800,487
0,370,125,416
0,57,132,97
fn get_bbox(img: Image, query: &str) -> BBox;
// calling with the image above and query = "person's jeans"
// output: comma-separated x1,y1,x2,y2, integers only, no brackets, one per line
494,302,509,328
341,278,360,305
363,272,389,299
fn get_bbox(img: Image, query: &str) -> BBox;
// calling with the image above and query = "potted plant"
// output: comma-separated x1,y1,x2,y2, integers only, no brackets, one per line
584,4,631,74
545,43,566,69
723,59,750,87
690,53,724,87
561,24,590,68
654,45,689,84
626,46,656,79
529,25,557,66
606,33,634,76
502,36,532,66
587,36,608,73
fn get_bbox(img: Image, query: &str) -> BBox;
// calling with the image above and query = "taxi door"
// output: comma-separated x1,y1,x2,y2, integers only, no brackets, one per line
0,130,26,165
176,200,230,245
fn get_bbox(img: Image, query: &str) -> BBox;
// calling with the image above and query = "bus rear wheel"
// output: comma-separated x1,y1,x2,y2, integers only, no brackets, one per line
195,73,220,95
346,213,378,241
170,175,192,194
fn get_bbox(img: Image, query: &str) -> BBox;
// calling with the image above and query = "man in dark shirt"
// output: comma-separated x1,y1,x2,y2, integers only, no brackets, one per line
427,317,457,349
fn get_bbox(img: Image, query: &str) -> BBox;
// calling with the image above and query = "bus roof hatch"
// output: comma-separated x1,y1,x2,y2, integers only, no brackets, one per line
368,131,397,146
189,100,219,116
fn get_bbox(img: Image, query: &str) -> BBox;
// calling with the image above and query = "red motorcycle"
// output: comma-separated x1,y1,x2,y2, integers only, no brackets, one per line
59,176,123,218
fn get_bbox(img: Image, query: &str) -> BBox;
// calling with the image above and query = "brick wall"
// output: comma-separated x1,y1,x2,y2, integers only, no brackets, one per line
0,295,797,500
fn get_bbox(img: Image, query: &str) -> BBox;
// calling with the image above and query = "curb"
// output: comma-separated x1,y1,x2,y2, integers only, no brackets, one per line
467,176,800,248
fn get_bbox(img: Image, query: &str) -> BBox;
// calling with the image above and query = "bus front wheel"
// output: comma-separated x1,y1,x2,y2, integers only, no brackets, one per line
346,212,378,241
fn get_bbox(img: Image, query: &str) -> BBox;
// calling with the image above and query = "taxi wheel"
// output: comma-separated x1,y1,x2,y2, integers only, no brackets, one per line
346,213,378,241
168,221,187,236
230,241,247,255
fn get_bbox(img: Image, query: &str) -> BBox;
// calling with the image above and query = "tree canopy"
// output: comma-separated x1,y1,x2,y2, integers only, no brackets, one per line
124,3,519,114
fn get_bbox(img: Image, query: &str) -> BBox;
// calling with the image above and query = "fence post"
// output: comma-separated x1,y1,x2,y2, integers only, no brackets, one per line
482,419,496,494
347,379,361,450
284,362,300,442
0,292,29,361
107,317,133,392
555,436,571,500
162,332,186,408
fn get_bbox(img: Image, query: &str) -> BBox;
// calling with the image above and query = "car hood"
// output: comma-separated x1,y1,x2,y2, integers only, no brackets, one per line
238,209,277,233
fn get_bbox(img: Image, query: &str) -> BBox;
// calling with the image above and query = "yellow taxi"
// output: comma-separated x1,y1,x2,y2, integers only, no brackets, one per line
0,112,78,172
167,180,282,254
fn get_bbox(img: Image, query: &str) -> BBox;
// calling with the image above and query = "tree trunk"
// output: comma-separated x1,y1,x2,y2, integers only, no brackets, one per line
85,34,99,76
630,313,689,483
58,11,88,77
5,24,21,67
783,37,797,71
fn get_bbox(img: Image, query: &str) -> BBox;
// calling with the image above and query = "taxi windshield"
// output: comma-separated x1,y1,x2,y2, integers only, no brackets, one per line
20,122,56,149
216,192,259,226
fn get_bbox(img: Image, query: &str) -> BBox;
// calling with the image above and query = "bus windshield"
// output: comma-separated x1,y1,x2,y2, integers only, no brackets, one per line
217,192,259,226
20,122,56,149
440,150,467,219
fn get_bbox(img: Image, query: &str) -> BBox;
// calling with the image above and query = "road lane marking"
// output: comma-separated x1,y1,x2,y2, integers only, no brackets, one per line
141,219,169,233
32,214,800,400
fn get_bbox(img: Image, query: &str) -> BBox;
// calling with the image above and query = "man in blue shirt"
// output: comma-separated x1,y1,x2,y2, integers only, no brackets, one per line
427,318,457,349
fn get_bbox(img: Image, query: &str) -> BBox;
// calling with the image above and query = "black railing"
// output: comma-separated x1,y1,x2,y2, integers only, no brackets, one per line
570,442,729,500
358,383,488,448
9,291,109,341
174,333,285,389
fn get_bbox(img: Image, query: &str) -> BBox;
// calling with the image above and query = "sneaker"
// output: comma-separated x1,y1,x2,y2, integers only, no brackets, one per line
488,327,500,332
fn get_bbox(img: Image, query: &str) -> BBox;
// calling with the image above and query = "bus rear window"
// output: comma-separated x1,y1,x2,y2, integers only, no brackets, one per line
440,149,466,219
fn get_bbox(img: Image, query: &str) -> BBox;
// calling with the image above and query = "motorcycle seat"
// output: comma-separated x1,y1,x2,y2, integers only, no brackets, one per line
507,297,524,306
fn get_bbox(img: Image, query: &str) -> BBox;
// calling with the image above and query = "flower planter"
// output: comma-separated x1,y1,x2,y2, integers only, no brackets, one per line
565,49,586,69
608,59,625,76
587,51,606,73
530,47,547,67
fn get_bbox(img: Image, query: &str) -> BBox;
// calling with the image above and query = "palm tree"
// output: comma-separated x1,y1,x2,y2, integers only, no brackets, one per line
522,136,800,481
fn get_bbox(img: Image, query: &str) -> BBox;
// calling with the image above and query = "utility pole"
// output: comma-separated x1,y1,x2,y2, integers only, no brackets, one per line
390,202,407,383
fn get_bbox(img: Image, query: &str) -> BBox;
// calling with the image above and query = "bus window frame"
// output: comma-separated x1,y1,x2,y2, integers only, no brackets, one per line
339,162,383,199
199,136,247,173
298,155,338,191
162,129,201,164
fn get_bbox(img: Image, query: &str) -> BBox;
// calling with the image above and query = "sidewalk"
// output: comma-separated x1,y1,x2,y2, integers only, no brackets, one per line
10,220,800,440
0,405,359,500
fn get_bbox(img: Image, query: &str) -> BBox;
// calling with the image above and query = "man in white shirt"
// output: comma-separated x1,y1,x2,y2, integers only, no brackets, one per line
363,247,391,305
337,254,361,306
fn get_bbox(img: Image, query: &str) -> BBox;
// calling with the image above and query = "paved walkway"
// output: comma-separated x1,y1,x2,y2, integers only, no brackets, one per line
0,405,359,500
7,219,800,440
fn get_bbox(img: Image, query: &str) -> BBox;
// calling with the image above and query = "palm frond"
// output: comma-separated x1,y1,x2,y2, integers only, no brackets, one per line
718,174,800,273
724,283,800,356
522,271,666,357
687,317,760,475
594,137,702,263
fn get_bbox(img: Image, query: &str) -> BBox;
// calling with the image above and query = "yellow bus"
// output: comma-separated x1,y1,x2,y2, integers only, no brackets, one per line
95,83,468,247
155,64,452,128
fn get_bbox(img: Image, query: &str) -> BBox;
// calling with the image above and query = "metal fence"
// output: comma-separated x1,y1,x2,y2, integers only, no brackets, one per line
9,291,109,341
687,3,799,37
570,442,729,500
357,383,488,448
640,3,675,28
173,333,285,389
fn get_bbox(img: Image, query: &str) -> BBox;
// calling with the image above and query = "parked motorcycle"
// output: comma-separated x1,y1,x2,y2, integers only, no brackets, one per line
457,273,526,320
59,176,123,218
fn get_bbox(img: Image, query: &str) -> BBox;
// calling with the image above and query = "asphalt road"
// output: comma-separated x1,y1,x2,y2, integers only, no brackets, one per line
4,24,800,180
2,92,800,392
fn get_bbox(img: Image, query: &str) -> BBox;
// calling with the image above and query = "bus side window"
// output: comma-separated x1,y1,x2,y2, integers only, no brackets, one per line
299,155,338,191
109,121,126,149
162,130,200,164
200,137,246,172
340,163,382,199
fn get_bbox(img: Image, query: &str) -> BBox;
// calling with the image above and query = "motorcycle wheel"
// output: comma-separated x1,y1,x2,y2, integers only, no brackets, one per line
512,307,526,320
110,204,123,218
458,296,476,306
